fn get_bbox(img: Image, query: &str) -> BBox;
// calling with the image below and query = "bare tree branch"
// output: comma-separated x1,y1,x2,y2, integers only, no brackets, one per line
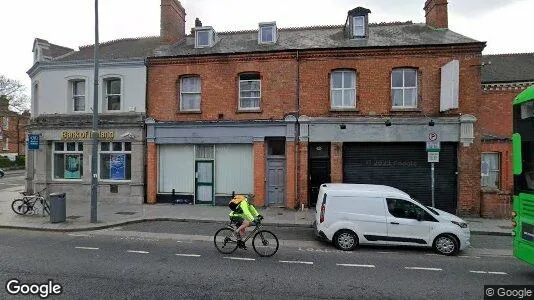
0,75,30,113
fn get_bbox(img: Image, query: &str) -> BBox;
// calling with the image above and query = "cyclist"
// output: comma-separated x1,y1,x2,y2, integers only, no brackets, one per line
228,194,263,249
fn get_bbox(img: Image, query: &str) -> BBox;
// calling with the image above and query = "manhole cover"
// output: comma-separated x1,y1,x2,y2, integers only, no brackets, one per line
67,216,82,219
115,212,137,215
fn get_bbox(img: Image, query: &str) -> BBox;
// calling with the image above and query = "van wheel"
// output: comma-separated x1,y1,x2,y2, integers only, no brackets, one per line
333,230,358,251
433,234,459,256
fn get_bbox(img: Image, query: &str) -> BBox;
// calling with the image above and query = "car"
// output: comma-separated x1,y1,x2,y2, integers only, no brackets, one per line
314,183,470,256
0,168,4,178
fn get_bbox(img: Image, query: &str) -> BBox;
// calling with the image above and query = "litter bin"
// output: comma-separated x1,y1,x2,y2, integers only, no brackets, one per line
49,192,66,223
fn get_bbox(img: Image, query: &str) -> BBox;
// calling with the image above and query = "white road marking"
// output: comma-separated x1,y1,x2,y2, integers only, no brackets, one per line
378,251,399,254
68,233,90,237
75,246,99,250
337,264,375,268
405,267,442,271
175,254,201,257
127,250,149,254
176,241,193,244
224,257,256,261
470,270,507,275
279,260,314,265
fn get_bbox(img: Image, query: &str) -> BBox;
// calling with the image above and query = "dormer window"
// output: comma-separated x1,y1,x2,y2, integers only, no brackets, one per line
258,22,277,44
345,7,371,39
353,16,366,37
195,27,215,48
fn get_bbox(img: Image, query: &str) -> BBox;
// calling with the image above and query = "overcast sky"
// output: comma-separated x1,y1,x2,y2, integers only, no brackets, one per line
2,0,533,95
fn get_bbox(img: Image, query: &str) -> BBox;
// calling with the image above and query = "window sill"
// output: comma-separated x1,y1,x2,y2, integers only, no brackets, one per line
330,108,359,112
52,179,83,182
236,109,262,113
100,180,132,183
390,108,422,112
178,110,202,114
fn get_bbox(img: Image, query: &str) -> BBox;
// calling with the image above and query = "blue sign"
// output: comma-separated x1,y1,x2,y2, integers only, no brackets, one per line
28,134,40,150
110,154,125,180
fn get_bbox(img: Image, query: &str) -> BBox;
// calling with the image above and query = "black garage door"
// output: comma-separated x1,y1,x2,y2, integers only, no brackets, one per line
343,142,458,213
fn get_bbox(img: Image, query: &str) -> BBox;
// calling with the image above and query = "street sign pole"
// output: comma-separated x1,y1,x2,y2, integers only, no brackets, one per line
431,162,435,207
426,132,440,208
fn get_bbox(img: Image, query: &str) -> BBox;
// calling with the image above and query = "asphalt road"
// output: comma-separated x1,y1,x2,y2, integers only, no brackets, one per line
1,226,531,300
116,220,514,250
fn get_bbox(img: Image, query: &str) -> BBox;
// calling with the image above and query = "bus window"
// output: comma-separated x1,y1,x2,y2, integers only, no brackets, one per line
521,101,534,119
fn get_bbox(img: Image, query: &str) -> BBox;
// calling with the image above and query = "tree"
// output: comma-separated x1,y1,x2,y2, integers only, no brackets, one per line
0,75,30,113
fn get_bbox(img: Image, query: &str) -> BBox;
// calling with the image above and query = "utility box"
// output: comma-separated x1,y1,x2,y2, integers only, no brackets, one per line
49,192,66,223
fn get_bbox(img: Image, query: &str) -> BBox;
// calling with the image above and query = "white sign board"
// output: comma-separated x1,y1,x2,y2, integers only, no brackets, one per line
440,59,459,112
428,152,439,163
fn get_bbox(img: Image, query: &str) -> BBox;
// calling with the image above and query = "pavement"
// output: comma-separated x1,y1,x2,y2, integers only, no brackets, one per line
0,171,513,235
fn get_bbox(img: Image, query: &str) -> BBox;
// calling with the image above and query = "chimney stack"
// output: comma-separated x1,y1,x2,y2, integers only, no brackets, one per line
424,0,448,29
160,0,186,44
195,18,202,27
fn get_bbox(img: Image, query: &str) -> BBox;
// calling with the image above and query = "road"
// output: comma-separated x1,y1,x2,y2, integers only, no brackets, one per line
0,171,25,192
1,222,532,300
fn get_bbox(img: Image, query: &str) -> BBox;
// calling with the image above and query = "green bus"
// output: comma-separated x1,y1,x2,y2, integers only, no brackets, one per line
512,85,534,265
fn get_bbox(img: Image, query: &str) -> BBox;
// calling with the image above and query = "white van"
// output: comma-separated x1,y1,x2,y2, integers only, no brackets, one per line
313,183,470,255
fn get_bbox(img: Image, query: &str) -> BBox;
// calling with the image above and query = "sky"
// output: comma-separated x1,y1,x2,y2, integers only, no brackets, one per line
2,0,533,97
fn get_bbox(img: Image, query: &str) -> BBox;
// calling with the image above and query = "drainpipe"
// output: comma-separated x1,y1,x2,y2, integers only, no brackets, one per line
295,51,300,209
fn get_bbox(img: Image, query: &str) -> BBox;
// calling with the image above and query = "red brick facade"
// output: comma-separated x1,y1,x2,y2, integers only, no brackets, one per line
0,98,29,157
477,88,522,218
145,0,488,214
146,142,157,204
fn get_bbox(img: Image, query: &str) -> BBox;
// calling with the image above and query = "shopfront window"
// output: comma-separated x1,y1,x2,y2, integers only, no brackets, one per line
53,142,84,180
99,142,131,180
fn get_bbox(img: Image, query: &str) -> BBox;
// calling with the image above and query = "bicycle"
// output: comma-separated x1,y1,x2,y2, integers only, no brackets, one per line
11,188,50,216
214,216,279,257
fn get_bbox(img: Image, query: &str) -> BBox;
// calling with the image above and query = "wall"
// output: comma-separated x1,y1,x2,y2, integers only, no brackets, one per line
31,62,146,116
147,53,298,122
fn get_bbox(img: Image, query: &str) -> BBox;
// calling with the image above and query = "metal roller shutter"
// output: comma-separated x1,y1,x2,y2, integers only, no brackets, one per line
343,142,458,213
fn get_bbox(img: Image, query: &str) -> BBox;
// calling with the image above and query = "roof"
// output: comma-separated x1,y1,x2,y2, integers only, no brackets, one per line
320,183,410,197
54,36,164,61
156,23,482,57
34,38,74,59
481,53,534,83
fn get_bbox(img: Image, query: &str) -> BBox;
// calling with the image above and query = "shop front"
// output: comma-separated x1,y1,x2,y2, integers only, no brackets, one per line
26,114,145,204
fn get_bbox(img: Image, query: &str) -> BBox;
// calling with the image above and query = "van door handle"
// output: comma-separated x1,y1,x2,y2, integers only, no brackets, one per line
390,222,399,225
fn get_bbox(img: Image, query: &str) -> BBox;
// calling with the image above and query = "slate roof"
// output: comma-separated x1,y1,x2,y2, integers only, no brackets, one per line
54,36,163,61
34,38,74,58
481,53,534,83
156,22,482,57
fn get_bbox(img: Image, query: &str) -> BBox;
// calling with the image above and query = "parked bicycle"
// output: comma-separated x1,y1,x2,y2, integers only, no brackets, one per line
214,216,279,257
11,188,50,216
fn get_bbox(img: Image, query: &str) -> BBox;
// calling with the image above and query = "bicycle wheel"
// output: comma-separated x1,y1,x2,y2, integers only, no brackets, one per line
11,199,28,215
214,227,238,254
252,230,279,257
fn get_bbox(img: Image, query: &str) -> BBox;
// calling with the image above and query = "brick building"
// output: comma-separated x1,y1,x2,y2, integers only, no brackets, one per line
0,96,29,159
146,0,486,215
479,53,534,217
